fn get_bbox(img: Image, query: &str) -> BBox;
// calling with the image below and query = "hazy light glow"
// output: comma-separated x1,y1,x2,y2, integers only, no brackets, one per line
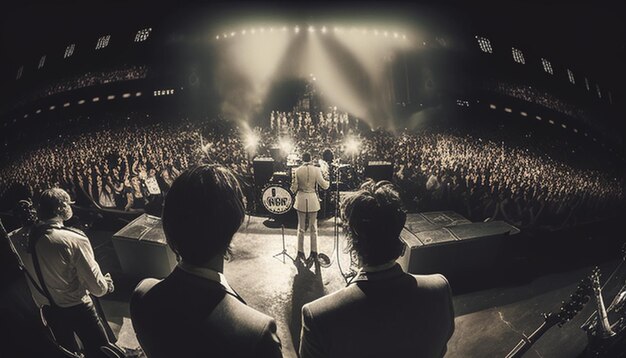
215,20,416,129
279,137,294,155
344,136,361,155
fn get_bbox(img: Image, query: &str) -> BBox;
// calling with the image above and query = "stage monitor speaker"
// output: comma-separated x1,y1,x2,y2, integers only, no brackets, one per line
253,157,275,188
112,213,177,278
364,161,393,182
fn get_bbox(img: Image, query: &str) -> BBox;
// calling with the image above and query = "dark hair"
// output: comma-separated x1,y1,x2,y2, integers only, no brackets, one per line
341,179,406,266
302,152,311,162
38,188,71,220
162,164,245,265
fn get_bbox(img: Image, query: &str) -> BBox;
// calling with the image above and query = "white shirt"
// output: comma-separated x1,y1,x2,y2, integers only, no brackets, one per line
10,219,109,307
177,261,235,294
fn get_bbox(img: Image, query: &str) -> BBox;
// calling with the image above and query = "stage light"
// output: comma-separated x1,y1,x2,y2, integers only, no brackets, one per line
374,29,379,36
23,114,28,118
308,26,315,33
78,99,85,105
282,26,287,32
231,32,236,37
295,26,300,34
107,95,115,100
216,35,220,40
321,26,327,34
49,105,55,110
520,111,528,117
489,104,497,109
504,107,512,113
251,28,256,34
394,32,399,38
279,137,293,155
260,28,265,33
344,137,361,156
36,109,41,114
242,29,246,35
536,115,542,120
244,131,260,150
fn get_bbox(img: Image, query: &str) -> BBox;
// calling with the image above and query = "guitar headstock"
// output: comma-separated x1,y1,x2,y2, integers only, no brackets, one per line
590,266,601,293
545,276,592,328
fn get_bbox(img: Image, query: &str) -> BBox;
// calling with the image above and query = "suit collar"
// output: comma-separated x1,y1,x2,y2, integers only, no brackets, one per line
173,265,246,304
350,263,404,284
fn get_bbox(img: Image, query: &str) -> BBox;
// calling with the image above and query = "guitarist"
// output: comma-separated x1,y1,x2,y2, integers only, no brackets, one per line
9,189,115,358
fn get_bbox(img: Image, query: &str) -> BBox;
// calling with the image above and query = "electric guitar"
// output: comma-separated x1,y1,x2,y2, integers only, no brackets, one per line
505,276,592,358
583,245,626,357
0,219,127,358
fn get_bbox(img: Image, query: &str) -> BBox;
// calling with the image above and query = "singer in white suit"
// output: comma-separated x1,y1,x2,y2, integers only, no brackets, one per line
291,152,330,265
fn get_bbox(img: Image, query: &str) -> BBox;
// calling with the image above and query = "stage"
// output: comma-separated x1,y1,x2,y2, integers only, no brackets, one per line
87,213,621,358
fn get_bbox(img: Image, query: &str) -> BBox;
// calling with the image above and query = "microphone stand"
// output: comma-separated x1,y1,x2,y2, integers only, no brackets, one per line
332,155,357,283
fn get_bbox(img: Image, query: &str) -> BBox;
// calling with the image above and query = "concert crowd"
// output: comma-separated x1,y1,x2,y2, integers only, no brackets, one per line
0,111,622,230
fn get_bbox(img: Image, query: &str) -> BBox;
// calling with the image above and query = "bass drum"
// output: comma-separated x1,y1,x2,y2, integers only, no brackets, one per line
261,184,294,215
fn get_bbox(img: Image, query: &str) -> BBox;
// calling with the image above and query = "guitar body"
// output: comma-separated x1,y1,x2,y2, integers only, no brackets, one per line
585,333,626,358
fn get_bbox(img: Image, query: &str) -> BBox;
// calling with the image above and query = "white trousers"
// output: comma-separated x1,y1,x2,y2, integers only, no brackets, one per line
297,210,318,254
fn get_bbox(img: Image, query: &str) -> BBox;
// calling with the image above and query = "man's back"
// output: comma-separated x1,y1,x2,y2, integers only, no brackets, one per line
131,268,282,358
300,264,454,358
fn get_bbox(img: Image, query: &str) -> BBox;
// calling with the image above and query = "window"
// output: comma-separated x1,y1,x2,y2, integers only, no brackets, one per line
475,36,492,53
596,84,602,99
95,35,111,50
64,44,75,58
16,66,23,80
38,55,46,69
512,47,525,64
567,69,575,84
584,77,590,91
541,58,553,75
134,28,152,42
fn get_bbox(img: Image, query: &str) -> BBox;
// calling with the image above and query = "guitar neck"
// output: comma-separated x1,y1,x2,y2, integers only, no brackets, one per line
506,321,554,358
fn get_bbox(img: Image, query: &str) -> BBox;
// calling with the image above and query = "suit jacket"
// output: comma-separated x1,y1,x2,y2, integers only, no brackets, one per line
130,267,282,358
291,163,330,212
299,264,454,358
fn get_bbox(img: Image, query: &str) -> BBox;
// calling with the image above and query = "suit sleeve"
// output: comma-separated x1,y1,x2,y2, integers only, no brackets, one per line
299,305,326,358
438,274,455,357
73,236,109,297
255,318,283,358
316,168,330,191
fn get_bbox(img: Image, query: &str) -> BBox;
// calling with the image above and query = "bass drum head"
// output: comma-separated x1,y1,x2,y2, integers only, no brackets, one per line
262,185,294,215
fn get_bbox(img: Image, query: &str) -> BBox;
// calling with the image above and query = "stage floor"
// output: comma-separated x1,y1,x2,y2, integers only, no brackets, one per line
92,214,619,357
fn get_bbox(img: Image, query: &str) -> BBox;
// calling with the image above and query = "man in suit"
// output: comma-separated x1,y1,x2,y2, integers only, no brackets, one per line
299,180,455,358
130,164,282,358
291,152,330,266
